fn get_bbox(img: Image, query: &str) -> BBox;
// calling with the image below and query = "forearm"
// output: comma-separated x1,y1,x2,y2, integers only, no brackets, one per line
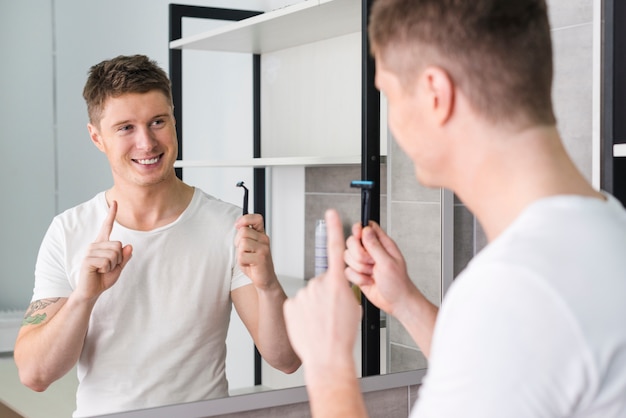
304,359,367,418
256,283,301,373
14,294,96,391
393,288,439,358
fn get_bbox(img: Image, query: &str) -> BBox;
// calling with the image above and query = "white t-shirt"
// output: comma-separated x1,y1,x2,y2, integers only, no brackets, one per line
412,194,626,417
32,188,252,417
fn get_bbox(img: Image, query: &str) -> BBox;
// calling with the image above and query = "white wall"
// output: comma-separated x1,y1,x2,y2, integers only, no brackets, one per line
0,2,56,311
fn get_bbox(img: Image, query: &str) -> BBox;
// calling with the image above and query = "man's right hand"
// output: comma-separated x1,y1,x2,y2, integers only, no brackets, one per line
344,221,416,318
78,200,133,301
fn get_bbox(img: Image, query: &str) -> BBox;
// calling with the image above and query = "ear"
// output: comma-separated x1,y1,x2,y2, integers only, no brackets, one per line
422,66,454,125
87,123,106,152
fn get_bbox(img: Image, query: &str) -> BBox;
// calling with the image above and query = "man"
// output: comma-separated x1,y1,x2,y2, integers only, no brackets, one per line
14,54,300,417
284,0,626,417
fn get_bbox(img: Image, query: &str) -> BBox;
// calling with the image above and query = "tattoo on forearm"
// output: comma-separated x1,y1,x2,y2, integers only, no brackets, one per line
22,298,60,326
22,313,47,325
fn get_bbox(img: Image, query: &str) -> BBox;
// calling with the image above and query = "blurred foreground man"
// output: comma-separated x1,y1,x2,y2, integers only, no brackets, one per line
284,0,626,417
15,55,299,417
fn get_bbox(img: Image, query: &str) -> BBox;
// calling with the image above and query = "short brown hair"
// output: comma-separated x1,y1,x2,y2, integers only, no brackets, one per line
82,54,173,125
369,0,556,125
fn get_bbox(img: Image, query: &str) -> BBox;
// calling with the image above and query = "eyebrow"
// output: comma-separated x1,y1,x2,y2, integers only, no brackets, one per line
111,113,171,128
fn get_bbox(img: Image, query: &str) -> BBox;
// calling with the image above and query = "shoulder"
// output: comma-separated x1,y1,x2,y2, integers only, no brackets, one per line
47,193,106,234
190,188,243,221
470,195,626,282
54,193,106,222
441,261,569,332
420,265,594,416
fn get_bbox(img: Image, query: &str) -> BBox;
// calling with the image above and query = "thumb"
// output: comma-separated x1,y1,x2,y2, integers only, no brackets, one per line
361,222,400,262
120,245,133,269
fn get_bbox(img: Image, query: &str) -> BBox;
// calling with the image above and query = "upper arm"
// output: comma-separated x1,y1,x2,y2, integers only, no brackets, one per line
231,284,259,342
413,268,589,417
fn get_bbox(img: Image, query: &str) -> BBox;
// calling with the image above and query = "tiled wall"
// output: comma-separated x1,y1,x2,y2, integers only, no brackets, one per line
303,164,387,279
386,138,437,373
549,0,594,182
209,384,421,418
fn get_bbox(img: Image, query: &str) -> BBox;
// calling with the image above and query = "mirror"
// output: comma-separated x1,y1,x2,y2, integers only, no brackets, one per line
170,0,451,395
0,0,448,416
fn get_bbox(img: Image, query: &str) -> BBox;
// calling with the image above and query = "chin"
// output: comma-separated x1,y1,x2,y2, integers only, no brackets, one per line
413,169,441,190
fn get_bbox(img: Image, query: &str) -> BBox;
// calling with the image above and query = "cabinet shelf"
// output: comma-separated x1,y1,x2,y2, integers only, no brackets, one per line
614,143,626,157
174,155,377,168
169,0,360,54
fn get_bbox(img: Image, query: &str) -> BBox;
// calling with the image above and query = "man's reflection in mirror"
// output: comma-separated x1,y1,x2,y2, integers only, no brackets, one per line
13,54,300,417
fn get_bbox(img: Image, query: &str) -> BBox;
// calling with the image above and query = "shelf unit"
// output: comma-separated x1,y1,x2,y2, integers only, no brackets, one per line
169,0,381,377
170,0,360,55
174,156,360,168
173,155,386,168
170,0,364,168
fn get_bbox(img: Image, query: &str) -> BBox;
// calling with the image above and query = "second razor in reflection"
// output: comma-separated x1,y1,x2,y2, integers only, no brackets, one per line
236,181,249,215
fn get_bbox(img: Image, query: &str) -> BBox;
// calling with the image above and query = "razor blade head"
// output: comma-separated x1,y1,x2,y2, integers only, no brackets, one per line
236,181,247,189
350,180,374,189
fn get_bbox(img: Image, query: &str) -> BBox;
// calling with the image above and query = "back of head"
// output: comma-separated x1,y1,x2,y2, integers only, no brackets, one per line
83,54,172,126
369,0,555,126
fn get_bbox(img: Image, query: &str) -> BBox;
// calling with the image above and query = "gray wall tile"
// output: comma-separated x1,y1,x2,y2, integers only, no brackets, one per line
389,316,416,349
216,386,415,418
305,165,361,193
409,384,421,412
474,217,488,255
546,0,592,29
387,128,443,373
305,164,387,194
363,387,411,418
389,343,428,374
551,22,594,181
213,401,312,418
389,139,441,203
389,202,442,306
303,165,388,278
454,204,474,277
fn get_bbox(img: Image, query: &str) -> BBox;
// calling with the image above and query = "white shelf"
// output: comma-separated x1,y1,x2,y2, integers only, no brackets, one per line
174,155,364,168
614,143,626,157
169,0,360,54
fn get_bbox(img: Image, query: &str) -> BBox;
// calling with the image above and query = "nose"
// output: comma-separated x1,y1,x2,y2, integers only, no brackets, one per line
135,126,158,150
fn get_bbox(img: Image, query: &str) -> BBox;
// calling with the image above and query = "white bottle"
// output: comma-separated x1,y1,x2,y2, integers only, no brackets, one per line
314,219,328,277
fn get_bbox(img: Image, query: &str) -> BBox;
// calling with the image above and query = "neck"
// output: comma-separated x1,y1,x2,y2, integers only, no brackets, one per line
451,124,602,242
105,177,194,231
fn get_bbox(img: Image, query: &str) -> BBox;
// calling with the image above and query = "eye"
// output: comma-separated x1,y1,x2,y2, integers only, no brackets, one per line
151,118,165,128
118,124,133,132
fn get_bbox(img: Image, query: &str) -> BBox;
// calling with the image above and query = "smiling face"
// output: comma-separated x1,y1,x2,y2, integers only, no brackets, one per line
88,90,178,190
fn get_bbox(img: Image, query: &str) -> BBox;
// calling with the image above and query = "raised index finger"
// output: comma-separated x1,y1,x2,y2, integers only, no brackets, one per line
96,200,118,242
324,209,346,277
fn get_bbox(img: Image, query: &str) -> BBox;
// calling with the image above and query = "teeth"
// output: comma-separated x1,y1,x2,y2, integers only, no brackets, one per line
136,157,159,165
